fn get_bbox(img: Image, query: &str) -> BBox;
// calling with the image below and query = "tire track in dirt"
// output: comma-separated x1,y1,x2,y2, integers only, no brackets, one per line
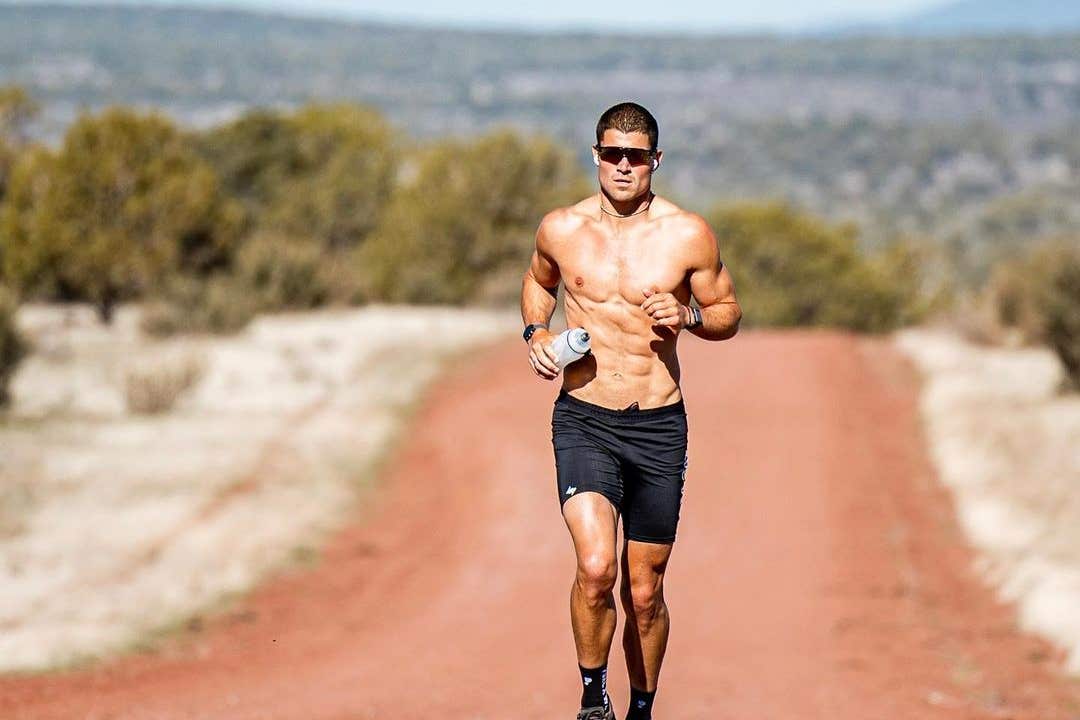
2,331,1078,719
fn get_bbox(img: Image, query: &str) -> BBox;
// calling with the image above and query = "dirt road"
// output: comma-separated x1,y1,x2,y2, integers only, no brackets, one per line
3,331,1078,719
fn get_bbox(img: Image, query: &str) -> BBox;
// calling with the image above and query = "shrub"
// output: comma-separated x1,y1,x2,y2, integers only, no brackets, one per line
234,233,340,311
124,351,204,415
992,240,1080,388
359,131,587,305
197,103,398,251
706,203,928,332
140,275,257,338
2,108,240,322
0,285,26,406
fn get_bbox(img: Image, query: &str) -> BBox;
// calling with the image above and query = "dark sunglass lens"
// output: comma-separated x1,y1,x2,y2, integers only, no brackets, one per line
598,147,623,164
598,147,652,166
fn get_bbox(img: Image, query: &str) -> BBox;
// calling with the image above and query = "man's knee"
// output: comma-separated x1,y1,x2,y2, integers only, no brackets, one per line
576,552,617,603
624,576,664,625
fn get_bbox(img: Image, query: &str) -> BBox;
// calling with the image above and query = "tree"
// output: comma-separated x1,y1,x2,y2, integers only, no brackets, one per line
0,85,38,147
706,202,923,332
0,283,25,406
1,108,240,321
197,103,398,251
0,85,39,204
992,240,1080,388
359,131,587,304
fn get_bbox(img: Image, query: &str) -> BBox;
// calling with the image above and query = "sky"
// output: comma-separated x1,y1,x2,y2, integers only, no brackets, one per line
6,0,948,32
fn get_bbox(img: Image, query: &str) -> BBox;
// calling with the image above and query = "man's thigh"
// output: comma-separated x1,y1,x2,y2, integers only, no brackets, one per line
562,491,620,561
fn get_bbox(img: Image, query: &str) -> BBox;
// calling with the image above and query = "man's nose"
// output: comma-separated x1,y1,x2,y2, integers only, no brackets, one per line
617,157,633,171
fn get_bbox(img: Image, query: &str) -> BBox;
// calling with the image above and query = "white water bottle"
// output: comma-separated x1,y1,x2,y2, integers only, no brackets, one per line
551,328,591,370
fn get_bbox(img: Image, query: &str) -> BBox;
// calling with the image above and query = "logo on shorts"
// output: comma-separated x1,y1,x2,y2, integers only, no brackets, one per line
583,677,592,685
565,486,577,496
637,700,647,709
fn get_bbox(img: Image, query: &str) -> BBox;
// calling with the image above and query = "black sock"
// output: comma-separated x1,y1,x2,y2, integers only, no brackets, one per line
626,687,656,719
579,664,608,709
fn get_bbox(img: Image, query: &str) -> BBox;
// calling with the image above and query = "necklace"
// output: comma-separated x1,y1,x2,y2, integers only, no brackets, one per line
599,192,653,219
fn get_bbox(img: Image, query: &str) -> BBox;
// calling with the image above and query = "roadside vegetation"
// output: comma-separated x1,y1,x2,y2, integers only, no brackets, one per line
0,86,935,334
987,240,1080,388
0,284,25,405
0,84,1076,378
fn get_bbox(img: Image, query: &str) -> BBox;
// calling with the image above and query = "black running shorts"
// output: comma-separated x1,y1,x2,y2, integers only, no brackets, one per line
551,390,689,544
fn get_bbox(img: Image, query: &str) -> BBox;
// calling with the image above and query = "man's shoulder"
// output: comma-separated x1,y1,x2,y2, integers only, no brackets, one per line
537,197,597,240
651,199,713,241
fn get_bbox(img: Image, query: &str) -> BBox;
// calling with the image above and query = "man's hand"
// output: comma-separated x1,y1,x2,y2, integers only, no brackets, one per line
528,328,560,380
641,288,691,329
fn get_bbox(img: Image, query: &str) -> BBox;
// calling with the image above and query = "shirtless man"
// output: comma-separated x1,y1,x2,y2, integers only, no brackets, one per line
520,102,741,720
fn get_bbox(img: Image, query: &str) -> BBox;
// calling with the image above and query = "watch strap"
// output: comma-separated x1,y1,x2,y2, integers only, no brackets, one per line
686,306,703,329
523,323,548,343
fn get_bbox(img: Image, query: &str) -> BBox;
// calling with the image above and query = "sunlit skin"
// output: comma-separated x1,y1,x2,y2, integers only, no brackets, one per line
519,127,742,701
522,129,741,408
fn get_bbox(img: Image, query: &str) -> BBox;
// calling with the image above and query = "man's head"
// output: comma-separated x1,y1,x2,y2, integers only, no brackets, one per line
592,102,661,204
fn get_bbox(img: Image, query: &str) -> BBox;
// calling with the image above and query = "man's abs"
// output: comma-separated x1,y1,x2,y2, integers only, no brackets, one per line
560,298,683,410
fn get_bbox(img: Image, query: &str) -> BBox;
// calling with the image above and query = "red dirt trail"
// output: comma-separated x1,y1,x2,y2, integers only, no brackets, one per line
3,331,1079,719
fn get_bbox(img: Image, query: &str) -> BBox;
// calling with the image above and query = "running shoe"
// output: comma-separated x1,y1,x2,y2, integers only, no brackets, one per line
575,700,615,720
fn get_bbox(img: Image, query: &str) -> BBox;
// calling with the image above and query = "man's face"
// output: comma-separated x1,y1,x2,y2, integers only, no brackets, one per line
593,129,660,204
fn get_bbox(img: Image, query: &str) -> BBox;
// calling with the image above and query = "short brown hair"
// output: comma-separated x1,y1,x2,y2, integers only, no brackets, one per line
596,102,659,150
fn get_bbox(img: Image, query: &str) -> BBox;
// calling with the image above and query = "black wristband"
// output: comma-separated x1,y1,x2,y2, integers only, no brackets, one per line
523,323,547,343
686,306,703,329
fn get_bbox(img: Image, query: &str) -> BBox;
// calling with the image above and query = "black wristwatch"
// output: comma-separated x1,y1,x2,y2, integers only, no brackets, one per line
523,323,548,343
685,306,703,330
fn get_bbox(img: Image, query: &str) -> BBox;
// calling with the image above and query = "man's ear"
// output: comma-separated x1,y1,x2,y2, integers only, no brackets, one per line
592,148,600,167
652,149,663,171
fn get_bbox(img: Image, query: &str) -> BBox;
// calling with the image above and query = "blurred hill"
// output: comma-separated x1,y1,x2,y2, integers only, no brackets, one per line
891,0,1080,35
2,4,1080,276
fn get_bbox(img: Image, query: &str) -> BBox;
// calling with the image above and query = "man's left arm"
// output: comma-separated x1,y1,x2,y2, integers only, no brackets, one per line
642,217,741,340
684,218,741,341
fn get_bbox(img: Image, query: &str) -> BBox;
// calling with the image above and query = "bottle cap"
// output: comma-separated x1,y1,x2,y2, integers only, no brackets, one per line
568,328,591,354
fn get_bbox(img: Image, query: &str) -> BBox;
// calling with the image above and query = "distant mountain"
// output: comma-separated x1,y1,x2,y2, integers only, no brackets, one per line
892,0,1080,35
4,2,1080,266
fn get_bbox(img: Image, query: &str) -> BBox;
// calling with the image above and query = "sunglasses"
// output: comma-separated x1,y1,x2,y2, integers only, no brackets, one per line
594,145,656,167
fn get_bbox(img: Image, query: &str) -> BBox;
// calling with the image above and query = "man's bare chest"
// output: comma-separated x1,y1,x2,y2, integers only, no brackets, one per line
554,230,689,305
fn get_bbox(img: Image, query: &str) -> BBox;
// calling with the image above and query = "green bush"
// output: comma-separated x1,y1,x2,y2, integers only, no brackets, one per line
706,202,928,332
235,232,343,310
0,138,15,204
140,275,257,338
359,131,587,304
197,103,398,252
0,285,26,406
992,240,1080,388
0,85,39,207
1,108,241,322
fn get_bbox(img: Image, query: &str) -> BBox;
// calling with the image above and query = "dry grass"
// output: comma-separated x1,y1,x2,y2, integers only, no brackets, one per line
123,350,205,414
0,303,517,673
896,328,1080,674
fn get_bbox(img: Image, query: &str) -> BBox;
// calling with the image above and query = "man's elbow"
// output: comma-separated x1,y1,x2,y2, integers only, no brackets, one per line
713,304,741,341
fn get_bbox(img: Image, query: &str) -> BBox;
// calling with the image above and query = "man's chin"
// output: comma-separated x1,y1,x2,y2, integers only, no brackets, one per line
605,185,642,201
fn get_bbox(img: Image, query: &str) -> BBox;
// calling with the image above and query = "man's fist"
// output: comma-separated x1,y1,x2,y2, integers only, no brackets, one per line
528,328,560,380
641,288,690,329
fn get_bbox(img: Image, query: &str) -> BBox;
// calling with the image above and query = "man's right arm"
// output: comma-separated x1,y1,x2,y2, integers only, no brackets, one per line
521,216,562,380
